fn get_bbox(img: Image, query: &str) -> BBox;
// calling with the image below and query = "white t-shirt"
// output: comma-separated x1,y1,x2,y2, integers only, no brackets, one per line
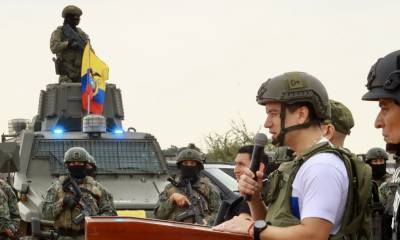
291,150,349,234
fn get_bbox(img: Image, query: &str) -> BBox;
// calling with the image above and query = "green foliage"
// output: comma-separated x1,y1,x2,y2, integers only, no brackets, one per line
205,120,256,163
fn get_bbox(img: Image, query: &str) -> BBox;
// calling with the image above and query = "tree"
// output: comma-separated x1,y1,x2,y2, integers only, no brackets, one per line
204,120,256,163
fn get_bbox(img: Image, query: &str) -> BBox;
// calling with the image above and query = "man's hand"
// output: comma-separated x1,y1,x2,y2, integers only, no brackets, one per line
169,193,190,207
68,40,80,50
239,163,265,201
62,195,78,209
5,228,14,238
212,216,252,234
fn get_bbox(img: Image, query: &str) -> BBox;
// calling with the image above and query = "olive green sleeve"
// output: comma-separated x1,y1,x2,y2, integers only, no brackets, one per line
3,184,20,233
41,184,63,220
204,185,221,226
154,184,175,220
98,187,117,216
50,28,68,54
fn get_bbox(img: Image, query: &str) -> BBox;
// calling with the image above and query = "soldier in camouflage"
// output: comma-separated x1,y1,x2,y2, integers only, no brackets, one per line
0,178,20,239
154,145,221,226
85,154,115,207
365,147,391,188
321,99,354,148
50,5,89,83
41,147,116,240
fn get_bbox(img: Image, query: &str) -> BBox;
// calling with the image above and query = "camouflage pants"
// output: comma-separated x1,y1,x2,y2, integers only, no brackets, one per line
59,75,80,83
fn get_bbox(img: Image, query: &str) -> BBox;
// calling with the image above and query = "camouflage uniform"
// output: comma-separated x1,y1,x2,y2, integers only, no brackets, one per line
42,175,116,240
154,176,220,226
50,5,89,83
0,179,20,239
42,147,116,240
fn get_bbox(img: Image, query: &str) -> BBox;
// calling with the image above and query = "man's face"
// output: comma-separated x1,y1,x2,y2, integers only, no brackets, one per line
370,158,385,165
181,160,198,167
375,99,400,144
233,153,251,181
264,102,306,145
264,102,282,143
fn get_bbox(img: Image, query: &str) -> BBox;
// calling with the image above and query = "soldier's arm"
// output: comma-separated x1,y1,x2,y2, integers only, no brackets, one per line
0,189,12,233
50,29,68,54
97,187,117,216
41,184,63,220
154,184,176,220
3,184,20,233
204,185,222,226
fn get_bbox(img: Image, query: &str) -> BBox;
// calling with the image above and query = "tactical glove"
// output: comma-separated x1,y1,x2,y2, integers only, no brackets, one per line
68,40,80,50
63,195,78,209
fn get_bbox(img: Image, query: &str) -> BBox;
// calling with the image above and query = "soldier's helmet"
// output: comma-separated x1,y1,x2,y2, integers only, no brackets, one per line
256,71,330,121
362,50,400,103
324,99,354,135
62,5,83,18
64,147,90,164
87,155,96,166
366,147,388,162
176,145,204,169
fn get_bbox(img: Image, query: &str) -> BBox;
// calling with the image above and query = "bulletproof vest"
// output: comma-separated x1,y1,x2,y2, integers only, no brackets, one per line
54,176,102,231
166,177,212,223
265,142,371,239
56,26,88,79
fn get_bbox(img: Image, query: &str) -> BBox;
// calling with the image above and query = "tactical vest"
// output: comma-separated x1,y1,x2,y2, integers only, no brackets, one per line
166,177,212,223
55,26,88,79
265,142,371,239
54,176,102,231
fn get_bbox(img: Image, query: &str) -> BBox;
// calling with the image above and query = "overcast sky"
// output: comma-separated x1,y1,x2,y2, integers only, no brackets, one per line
0,0,397,154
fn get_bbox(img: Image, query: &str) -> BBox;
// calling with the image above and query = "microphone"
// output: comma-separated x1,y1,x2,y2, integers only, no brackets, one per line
245,133,268,201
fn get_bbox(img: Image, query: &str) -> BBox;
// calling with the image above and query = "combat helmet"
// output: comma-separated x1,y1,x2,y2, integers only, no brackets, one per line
87,155,96,166
176,144,204,169
324,99,354,135
365,147,388,162
362,50,400,103
64,147,90,164
62,5,82,18
257,72,330,145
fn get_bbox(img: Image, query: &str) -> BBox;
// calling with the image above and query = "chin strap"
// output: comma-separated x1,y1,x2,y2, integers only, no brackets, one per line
274,104,317,146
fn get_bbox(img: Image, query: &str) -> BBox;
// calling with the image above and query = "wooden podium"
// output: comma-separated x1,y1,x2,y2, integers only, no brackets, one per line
86,217,251,240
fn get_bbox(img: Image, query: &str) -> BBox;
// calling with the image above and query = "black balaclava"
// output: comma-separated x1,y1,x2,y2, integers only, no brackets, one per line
64,14,80,29
370,163,387,180
180,165,201,184
68,165,87,180
86,164,97,178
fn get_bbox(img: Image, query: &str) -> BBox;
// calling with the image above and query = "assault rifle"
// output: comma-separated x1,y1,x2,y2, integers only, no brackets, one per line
168,177,205,224
63,176,97,225
62,24,87,50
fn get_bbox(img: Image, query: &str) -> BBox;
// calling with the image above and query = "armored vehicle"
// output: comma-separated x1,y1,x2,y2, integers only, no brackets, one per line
0,83,169,236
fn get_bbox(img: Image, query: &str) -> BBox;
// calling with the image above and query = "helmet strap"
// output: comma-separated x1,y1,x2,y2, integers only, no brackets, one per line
274,104,315,146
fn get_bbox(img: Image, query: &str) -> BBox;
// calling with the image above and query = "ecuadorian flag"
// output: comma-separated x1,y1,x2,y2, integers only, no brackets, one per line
81,43,109,114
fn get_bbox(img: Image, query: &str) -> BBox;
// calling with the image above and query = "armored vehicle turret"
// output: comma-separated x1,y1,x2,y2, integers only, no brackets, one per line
0,83,169,236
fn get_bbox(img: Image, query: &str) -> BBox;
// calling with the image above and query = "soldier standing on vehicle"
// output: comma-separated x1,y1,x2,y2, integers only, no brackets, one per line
154,145,221,226
362,50,400,239
0,178,20,239
42,147,116,240
50,5,89,83
214,72,371,239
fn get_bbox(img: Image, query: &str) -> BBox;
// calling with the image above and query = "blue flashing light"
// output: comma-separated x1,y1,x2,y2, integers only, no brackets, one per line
53,127,64,134
113,129,124,134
